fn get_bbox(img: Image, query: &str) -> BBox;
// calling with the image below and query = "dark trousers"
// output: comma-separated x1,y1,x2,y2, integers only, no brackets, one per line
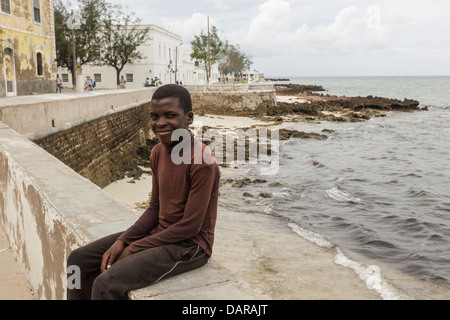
66,232,209,300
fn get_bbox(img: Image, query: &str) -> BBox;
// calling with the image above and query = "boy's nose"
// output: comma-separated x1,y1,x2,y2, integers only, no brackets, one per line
156,118,168,127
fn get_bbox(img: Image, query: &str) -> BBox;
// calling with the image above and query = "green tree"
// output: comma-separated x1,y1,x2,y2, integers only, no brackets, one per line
54,0,109,85
99,7,150,86
190,26,225,83
218,43,253,82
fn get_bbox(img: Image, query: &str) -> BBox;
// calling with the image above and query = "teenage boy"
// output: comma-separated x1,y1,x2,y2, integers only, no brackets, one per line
67,84,220,300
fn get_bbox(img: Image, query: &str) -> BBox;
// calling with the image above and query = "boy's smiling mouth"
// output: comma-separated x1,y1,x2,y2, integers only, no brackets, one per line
156,130,173,135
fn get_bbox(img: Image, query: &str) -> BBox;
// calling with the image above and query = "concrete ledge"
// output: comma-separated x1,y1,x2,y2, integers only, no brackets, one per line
184,83,275,93
0,88,156,135
129,260,269,300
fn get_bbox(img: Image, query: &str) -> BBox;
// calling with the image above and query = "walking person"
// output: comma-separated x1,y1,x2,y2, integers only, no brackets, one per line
84,76,93,91
56,74,62,93
119,75,127,89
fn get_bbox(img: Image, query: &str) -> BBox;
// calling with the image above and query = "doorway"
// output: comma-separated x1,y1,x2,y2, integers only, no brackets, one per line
3,47,17,96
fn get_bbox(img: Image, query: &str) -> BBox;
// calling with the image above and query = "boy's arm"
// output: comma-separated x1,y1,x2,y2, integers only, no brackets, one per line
117,162,160,245
127,164,218,253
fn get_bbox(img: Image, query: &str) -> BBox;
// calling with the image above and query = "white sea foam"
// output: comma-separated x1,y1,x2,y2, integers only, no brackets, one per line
326,186,361,203
288,222,334,248
288,222,412,300
334,248,412,300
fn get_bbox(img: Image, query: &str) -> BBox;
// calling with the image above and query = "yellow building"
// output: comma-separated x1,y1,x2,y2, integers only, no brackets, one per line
0,0,56,97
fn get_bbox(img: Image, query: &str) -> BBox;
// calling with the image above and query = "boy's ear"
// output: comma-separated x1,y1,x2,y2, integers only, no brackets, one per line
186,111,194,125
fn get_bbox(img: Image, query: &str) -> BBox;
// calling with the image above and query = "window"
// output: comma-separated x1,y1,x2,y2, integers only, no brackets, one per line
126,74,133,83
1,0,11,14
36,52,43,76
94,74,101,82
62,74,69,82
33,0,40,23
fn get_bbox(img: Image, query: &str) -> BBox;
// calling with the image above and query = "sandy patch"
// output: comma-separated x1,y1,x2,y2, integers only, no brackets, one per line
193,114,272,130
276,95,307,104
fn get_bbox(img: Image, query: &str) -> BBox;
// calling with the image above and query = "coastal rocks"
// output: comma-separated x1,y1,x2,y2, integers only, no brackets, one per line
220,178,267,188
278,129,328,140
268,84,422,122
274,84,326,94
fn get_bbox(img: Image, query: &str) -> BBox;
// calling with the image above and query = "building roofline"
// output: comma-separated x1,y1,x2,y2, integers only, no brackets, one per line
130,24,182,41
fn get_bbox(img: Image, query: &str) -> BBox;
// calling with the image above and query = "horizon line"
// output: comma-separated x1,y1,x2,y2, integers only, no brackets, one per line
264,75,450,78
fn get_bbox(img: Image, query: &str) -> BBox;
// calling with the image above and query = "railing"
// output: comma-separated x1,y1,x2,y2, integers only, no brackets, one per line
184,83,274,92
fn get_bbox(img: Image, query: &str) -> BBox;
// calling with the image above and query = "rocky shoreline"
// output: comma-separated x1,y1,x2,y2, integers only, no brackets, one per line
193,83,424,123
268,84,423,122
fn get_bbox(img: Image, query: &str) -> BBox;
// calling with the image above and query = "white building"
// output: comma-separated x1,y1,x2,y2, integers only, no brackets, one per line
58,25,219,89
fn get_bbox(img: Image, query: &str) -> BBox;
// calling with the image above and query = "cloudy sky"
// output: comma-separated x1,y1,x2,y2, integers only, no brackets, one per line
108,0,450,77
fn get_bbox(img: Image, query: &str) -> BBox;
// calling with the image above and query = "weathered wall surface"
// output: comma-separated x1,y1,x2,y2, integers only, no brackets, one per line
0,121,139,299
190,90,276,115
0,0,56,97
29,102,154,188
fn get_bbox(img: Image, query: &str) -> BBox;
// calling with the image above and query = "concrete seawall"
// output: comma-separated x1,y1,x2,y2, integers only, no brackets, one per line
188,84,276,114
0,121,140,299
0,86,276,300
0,88,156,135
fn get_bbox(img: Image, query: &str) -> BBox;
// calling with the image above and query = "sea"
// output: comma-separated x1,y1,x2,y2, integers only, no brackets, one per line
221,76,450,299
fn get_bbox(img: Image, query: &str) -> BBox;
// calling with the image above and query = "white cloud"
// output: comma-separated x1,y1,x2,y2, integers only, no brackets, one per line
207,0,229,11
230,1,397,58
163,13,214,43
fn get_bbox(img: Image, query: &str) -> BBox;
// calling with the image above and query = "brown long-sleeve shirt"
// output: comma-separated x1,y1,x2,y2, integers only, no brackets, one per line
118,134,220,257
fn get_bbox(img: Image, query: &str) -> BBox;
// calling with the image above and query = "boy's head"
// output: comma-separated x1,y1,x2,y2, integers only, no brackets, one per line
150,84,194,147
151,84,192,114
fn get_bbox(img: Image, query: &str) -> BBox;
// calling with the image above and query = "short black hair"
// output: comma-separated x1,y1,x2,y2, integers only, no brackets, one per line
152,84,192,114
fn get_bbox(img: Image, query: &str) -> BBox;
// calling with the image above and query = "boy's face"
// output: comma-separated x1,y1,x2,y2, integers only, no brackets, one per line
150,97,193,147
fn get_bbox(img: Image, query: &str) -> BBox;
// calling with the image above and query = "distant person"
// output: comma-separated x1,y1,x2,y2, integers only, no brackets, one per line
84,76,93,91
119,75,127,89
144,77,151,87
66,84,220,300
56,74,62,93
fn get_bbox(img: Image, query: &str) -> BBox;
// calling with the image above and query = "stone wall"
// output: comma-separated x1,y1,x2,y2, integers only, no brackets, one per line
190,90,276,115
16,79,55,97
30,102,154,188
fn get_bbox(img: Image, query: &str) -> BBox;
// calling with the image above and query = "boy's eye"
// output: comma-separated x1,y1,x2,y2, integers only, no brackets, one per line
150,114,158,120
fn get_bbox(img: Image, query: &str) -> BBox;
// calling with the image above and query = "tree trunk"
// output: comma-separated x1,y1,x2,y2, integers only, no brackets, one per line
204,63,209,84
116,66,124,87
70,67,76,86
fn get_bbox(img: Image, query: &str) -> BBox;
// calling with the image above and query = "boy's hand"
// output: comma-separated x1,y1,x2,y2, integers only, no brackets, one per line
101,240,126,272
117,246,133,262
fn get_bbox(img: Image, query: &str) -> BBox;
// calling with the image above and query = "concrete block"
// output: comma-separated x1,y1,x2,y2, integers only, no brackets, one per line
129,261,269,300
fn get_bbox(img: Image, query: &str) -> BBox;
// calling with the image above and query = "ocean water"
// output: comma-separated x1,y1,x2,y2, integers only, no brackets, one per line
223,76,450,299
